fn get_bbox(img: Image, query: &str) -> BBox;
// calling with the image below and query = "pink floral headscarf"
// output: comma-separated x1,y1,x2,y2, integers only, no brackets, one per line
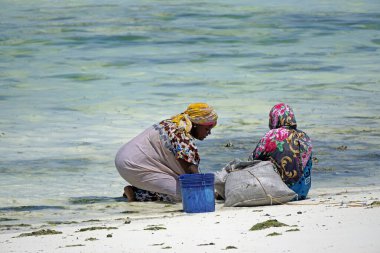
269,103,297,129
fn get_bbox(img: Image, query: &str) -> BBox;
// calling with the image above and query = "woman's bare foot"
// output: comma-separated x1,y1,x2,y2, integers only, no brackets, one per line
124,186,135,202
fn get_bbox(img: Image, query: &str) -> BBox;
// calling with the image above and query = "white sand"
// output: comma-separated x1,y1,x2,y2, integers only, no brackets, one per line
1,186,380,253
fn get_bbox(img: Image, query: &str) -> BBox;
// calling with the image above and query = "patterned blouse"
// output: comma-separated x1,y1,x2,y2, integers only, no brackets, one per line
154,119,200,165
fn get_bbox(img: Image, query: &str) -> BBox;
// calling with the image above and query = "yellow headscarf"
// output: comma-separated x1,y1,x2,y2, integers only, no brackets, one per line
171,103,218,133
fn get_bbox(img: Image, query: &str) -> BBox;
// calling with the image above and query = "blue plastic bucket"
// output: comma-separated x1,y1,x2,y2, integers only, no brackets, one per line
179,173,215,213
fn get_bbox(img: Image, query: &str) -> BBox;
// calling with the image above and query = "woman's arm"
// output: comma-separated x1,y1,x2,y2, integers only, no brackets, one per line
178,159,199,174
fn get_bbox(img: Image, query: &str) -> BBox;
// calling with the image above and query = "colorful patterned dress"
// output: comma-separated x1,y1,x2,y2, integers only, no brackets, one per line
250,103,313,199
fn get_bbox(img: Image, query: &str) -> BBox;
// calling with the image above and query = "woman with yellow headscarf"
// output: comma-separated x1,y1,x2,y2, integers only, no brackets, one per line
115,103,218,202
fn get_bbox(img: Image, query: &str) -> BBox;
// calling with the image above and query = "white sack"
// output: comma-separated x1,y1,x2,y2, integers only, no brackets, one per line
215,159,297,207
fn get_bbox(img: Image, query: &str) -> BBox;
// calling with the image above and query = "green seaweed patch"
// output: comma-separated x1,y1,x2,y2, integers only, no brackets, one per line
249,219,288,231
224,246,238,250
267,232,282,236
18,229,62,237
0,223,31,229
371,201,380,207
286,228,300,232
0,218,18,222
85,237,98,241
120,210,140,214
64,244,85,247
1,205,65,211
53,73,105,82
144,225,166,231
76,226,118,232
197,242,215,246
82,219,101,223
69,197,109,204
151,243,165,246
47,221,78,225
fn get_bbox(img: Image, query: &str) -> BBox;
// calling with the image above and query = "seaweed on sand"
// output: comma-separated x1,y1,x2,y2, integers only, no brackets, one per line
249,219,288,231
17,229,62,237
267,232,282,236
144,225,166,231
76,226,117,232
224,246,238,250
286,228,300,232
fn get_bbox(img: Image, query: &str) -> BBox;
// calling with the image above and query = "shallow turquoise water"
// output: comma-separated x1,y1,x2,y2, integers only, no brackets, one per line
0,0,380,224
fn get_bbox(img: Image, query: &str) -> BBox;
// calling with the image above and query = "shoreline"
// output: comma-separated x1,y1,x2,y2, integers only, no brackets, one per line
1,186,380,252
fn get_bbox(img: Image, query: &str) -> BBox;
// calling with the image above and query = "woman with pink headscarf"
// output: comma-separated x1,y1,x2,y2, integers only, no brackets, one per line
250,103,313,199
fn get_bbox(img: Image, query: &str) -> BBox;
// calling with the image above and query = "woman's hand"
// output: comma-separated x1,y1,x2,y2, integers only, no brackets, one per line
178,159,199,174
187,164,199,174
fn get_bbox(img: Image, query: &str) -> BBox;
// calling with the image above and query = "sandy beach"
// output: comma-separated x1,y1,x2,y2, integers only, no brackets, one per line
1,186,379,253
1,1,379,252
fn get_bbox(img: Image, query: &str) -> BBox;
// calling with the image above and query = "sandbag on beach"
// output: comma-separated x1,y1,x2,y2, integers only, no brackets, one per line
214,159,297,207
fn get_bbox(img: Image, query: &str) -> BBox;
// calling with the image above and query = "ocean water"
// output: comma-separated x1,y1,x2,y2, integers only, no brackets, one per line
1,0,380,226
